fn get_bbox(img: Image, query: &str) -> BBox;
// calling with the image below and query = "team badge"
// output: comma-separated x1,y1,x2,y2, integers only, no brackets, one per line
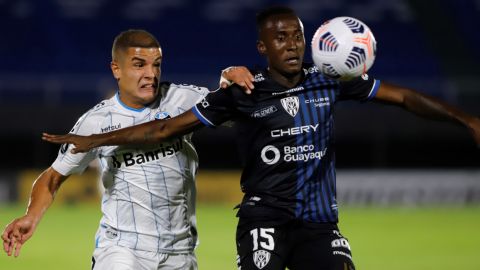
155,112,171,120
253,250,271,269
280,96,300,117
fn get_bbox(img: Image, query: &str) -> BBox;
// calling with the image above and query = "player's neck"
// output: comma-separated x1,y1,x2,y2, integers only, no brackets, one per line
117,92,148,110
267,68,302,88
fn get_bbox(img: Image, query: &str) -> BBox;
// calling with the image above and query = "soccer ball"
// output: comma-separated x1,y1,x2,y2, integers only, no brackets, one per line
311,17,377,81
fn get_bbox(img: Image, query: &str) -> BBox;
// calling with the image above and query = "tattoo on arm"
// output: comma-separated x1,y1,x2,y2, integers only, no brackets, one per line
121,131,155,144
143,132,154,142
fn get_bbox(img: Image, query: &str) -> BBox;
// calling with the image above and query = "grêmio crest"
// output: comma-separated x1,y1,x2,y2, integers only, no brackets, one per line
280,96,300,117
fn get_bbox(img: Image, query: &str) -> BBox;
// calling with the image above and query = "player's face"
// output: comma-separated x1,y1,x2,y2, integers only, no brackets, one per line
112,47,162,109
257,14,305,77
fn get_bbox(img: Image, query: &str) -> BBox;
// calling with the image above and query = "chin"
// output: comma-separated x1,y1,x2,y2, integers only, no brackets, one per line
283,66,303,76
138,92,157,103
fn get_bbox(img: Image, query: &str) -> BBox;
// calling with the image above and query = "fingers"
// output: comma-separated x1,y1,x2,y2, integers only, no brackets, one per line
2,231,10,253
10,222,23,257
2,222,14,254
220,82,228,89
42,133,71,144
7,235,16,256
14,242,22,258
222,66,255,94
236,66,255,91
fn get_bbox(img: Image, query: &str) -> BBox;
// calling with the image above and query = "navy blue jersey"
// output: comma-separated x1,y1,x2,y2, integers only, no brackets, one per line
193,63,380,223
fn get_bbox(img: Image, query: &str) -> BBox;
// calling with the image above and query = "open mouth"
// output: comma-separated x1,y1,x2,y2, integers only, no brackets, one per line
141,84,155,89
286,57,299,64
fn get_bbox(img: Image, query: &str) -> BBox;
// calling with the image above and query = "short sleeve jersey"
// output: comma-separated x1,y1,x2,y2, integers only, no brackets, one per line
192,63,380,223
52,82,209,253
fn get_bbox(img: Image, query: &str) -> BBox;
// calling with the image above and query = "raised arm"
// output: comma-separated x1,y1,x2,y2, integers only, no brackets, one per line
2,167,68,257
43,109,204,153
373,82,480,147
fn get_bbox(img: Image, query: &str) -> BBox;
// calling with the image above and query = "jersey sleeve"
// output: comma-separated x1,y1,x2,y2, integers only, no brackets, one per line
338,74,380,101
51,110,101,176
191,86,237,128
162,83,210,111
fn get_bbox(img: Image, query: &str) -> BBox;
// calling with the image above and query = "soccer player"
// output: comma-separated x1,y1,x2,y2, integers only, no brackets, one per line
40,6,480,270
1,29,254,269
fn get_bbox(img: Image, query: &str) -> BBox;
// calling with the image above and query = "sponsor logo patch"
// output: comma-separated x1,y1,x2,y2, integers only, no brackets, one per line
261,144,328,164
60,143,69,154
280,96,300,117
105,227,118,239
251,106,277,118
254,73,265,82
101,123,121,133
272,86,304,96
110,138,184,168
260,145,281,165
200,98,210,108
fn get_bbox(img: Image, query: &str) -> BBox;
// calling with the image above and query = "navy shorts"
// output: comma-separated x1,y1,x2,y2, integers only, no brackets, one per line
236,218,355,270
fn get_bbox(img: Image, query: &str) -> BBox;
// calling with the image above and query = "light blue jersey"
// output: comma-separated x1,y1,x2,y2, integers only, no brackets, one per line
52,83,208,253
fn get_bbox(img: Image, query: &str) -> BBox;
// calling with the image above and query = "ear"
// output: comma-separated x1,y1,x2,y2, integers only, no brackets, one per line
257,40,267,56
111,62,121,80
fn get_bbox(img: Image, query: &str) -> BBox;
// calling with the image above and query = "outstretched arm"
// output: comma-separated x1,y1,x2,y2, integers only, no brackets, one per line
2,167,68,257
43,109,204,153
373,82,480,147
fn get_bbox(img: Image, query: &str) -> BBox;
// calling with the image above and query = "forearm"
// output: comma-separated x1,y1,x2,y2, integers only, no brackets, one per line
87,111,203,148
25,168,66,224
87,120,169,148
401,89,476,129
375,82,478,130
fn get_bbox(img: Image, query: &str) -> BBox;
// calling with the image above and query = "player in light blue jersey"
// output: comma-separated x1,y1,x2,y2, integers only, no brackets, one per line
1,30,254,270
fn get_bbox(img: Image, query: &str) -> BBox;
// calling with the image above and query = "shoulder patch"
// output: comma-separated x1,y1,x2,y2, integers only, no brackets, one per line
254,73,265,82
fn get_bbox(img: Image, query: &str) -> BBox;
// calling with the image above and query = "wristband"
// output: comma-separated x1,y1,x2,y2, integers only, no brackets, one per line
219,66,236,87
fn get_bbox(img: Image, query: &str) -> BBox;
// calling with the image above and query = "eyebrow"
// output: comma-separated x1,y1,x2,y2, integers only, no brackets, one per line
131,56,162,62
275,28,303,35
131,57,146,62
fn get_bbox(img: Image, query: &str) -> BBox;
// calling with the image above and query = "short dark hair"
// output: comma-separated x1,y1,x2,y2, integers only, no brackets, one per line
255,6,296,37
112,29,160,62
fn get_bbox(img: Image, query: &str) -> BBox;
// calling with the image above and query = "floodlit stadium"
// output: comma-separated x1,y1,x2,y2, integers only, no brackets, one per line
1,1,480,269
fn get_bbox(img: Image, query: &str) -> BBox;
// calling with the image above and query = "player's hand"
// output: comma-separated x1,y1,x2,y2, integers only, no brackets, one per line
2,216,37,257
42,133,92,154
221,66,255,94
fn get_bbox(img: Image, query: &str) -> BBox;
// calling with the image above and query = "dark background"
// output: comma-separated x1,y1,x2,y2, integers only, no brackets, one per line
1,0,479,171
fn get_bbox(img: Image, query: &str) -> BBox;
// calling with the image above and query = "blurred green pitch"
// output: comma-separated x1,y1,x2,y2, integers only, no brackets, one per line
1,204,479,270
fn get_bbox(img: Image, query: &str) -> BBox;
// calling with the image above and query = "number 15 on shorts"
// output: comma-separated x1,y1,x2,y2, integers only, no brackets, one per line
250,228,275,251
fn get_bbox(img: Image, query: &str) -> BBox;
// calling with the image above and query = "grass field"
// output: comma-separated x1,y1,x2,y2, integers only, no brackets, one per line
0,204,479,269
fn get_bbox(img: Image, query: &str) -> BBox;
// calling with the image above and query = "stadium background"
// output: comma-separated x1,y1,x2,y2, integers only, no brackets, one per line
0,0,479,269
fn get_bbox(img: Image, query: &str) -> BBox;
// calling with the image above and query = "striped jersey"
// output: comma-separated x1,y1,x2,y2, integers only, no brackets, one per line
193,63,380,223
52,82,209,253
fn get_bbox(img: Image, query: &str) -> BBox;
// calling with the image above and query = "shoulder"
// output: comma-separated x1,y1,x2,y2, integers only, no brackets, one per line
70,98,115,134
249,66,268,84
161,81,209,97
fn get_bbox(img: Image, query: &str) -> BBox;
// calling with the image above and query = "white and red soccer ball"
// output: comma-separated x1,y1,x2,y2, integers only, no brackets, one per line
312,17,377,81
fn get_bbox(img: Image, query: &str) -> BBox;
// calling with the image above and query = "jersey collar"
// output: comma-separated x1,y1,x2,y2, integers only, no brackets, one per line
256,65,306,90
116,92,148,113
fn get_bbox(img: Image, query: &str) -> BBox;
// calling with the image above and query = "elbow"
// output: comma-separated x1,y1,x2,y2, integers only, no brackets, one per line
152,122,171,143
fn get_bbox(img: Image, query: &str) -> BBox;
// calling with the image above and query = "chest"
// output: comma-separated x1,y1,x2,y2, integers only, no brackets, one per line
237,89,337,130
